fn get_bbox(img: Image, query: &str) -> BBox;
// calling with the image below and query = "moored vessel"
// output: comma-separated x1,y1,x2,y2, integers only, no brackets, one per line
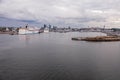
18,25,40,35
72,36,120,42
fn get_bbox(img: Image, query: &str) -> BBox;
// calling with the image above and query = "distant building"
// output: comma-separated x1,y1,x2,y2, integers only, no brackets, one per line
111,28,120,32
6,27,9,31
44,27,49,33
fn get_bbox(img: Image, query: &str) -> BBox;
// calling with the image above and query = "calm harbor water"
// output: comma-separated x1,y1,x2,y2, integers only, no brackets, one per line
0,32,120,80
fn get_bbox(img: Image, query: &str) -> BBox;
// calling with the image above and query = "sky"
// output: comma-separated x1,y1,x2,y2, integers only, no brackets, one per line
0,0,120,28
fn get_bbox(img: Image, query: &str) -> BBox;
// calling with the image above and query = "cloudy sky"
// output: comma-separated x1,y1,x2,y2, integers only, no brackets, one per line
0,0,120,28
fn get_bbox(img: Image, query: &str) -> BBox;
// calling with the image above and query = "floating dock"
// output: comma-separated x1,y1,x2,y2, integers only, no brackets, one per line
72,36,120,42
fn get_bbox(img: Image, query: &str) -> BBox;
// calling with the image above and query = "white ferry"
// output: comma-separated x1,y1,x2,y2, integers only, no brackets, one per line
18,26,40,35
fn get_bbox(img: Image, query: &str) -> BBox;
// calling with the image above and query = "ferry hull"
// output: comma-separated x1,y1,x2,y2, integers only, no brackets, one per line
19,29,39,35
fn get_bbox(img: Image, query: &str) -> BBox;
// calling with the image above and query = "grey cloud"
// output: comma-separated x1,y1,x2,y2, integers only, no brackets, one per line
78,18,106,23
0,0,120,27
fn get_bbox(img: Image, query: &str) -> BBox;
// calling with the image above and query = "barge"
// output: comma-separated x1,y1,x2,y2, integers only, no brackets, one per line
72,36,120,42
